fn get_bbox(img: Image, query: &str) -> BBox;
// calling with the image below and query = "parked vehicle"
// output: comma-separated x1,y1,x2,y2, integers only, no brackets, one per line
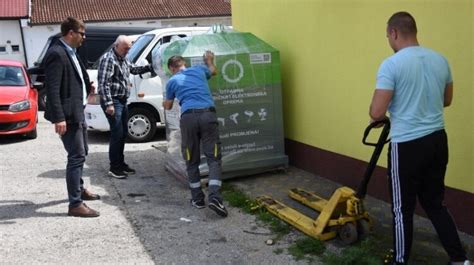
85,26,211,142
27,26,154,110
0,60,39,139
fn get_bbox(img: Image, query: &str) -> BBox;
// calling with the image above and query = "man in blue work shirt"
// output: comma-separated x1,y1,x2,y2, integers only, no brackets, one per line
163,51,228,218
369,11,469,265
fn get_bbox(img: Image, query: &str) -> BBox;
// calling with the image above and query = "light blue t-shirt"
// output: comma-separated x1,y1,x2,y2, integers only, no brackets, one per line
376,46,452,143
165,65,214,114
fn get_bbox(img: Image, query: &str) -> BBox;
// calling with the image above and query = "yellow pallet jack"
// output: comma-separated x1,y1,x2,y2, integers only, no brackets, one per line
257,120,390,244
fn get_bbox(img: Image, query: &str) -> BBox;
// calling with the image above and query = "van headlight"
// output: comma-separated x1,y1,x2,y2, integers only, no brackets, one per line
9,100,31,112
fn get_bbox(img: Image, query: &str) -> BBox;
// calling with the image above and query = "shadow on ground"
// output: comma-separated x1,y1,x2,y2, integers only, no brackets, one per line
0,199,68,223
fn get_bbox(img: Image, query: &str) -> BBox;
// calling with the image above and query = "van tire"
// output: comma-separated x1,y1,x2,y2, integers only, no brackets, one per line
127,107,156,142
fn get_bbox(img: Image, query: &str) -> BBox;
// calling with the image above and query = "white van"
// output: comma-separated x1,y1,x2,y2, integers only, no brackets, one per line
85,26,210,142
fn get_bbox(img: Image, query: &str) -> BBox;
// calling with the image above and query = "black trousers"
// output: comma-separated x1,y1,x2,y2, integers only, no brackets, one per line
388,130,466,264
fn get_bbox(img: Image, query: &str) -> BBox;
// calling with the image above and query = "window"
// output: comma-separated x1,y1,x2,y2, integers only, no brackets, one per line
0,46,6,53
127,34,155,64
11,45,20,52
0,66,26,86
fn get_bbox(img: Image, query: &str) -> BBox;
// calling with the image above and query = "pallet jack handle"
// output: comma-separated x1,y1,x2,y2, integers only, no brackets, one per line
355,119,391,199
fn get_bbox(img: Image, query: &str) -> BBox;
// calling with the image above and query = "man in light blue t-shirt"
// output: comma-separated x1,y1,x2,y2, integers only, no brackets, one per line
369,11,469,265
163,51,228,218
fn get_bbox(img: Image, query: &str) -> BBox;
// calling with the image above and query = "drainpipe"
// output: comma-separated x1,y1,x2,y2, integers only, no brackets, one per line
20,0,32,67
19,19,28,67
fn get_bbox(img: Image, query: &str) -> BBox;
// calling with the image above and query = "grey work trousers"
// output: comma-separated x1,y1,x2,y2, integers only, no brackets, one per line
180,110,222,202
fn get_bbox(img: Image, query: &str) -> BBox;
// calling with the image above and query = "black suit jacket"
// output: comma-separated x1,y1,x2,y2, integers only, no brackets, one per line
43,41,91,124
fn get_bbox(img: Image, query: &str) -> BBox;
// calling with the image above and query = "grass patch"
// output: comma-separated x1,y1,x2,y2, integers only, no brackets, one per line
221,183,291,238
273,248,284,255
287,237,326,261
255,209,291,237
321,239,383,265
221,183,255,213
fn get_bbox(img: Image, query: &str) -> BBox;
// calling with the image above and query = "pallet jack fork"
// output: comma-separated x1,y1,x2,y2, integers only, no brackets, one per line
257,120,390,244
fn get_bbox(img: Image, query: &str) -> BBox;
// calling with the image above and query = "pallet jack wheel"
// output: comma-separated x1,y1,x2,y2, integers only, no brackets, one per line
338,222,358,245
357,219,371,240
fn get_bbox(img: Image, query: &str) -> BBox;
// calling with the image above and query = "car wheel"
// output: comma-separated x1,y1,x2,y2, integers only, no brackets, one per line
127,107,157,142
38,89,46,111
25,127,37,139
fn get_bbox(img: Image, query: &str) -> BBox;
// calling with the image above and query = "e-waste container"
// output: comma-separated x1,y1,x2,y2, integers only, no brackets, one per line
154,29,288,182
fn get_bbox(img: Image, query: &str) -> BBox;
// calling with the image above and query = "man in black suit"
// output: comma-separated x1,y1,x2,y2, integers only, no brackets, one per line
44,17,100,217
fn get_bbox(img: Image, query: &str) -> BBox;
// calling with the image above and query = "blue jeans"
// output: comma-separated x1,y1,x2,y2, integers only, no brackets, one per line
60,121,88,208
102,98,128,170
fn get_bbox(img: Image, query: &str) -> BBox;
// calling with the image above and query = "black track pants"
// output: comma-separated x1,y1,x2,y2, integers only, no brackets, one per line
388,130,466,264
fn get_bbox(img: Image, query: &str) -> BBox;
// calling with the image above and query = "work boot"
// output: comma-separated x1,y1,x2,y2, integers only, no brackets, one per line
208,198,228,217
191,199,205,209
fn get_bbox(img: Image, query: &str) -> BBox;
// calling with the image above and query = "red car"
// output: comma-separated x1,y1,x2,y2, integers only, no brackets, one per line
0,60,38,139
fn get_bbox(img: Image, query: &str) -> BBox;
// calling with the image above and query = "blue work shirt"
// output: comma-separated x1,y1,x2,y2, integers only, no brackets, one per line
165,65,214,114
376,46,452,143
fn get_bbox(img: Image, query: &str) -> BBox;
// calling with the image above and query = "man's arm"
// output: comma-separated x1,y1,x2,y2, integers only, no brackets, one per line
130,64,154,76
44,50,68,135
97,56,115,107
444,82,453,107
44,50,65,123
369,89,393,122
97,56,116,115
203,51,217,76
163,99,174,110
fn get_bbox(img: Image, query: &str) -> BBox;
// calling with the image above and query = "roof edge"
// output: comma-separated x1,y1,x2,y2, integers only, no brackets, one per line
29,15,231,26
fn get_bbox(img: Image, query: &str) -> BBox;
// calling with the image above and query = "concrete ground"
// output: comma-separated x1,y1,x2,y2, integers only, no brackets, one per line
0,114,472,264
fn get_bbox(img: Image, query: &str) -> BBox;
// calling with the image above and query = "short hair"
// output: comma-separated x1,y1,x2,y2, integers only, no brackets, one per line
114,35,131,46
60,17,85,36
167,55,185,69
387,11,417,36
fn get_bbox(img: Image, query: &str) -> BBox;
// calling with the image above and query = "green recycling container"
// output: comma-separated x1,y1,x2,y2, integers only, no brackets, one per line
156,29,288,181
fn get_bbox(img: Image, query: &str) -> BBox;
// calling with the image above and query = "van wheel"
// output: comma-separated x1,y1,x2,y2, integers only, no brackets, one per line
127,107,156,142
25,127,37,139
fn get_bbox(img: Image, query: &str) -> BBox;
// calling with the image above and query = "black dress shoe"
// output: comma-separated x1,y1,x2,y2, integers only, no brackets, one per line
81,189,101,200
68,203,100,218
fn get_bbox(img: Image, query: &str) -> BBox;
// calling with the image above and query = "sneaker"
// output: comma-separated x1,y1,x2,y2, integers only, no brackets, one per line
208,198,228,217
122,164,136,175
108,168,127,179
191,199,205,209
